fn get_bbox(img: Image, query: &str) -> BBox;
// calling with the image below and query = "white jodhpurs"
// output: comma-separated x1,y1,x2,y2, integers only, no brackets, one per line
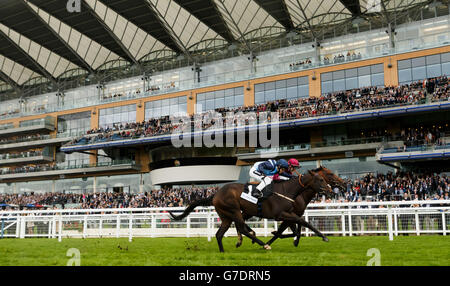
249,165,273,191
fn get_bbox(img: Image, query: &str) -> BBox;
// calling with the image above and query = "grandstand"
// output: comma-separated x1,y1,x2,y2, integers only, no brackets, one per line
0,0,449,213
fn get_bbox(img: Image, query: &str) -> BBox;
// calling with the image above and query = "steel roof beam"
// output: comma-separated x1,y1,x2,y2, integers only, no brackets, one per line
143,0,194,62
253,0,295,30
21,0,94,74
0,28,57,85
82,1,141,68
0,70,21,94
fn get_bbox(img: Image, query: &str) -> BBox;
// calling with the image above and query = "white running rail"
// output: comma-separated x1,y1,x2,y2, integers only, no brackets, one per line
0,200,448,242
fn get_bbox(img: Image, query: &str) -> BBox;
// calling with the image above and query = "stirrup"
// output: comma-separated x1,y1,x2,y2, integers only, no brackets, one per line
252,189,263,198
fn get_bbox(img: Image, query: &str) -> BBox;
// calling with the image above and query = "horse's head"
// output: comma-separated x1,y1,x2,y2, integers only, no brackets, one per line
315,166,346,191
306,170,333,196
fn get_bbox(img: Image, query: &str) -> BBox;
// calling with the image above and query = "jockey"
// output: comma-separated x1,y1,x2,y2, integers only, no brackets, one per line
249,159,289,198
274,158,301,181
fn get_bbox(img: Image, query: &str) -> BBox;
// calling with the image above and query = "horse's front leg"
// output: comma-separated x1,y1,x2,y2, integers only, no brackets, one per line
266,221,290,245
293,223,302,247
298,217,329,242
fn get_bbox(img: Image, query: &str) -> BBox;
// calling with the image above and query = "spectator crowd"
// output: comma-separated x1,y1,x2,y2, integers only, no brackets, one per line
67,76,450,147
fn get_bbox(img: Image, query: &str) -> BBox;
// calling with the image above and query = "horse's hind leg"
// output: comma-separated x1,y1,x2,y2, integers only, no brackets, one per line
216,217,232,252
233,211,270,250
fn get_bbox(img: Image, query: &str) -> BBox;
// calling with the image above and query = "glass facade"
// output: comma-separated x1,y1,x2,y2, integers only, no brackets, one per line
99,104,136,128
144,96,187,119
255,76,309,105
321,157,395,180
196,87,244,112
398,52,450,84
321,64,385,94
57,111,91,137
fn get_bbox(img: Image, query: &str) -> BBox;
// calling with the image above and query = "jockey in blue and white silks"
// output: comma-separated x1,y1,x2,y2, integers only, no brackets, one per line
249,159,290,197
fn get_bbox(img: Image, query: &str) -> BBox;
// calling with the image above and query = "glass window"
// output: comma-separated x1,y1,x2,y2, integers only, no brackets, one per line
215,89,225,98
345,77,358,90
332,70,345,80
398,69,412,83
345,68,358,78
371,73,384,86
358,75,371,88
321,72,333,81
357,66,371,76
333,79,346,92
442,62,450,76
411,57,426,67
441,52,450,63
286,86,297,99
265,81,275,91
286,78,298,87
235,95,244,107
215,97,225,109
370,64,384,74
298,85,309,98
321,81,333,94
276,87,286,100
398,59,411,70
265,89,275,102
426,54,441,65
275,80,286,89
255,83,265,92
427,64,442,78
412,66,426,81
255,91,265,104
234,87,244,95
298,76,308,85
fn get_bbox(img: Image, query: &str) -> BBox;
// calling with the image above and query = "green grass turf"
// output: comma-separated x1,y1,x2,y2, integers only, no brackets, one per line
0,236,448,266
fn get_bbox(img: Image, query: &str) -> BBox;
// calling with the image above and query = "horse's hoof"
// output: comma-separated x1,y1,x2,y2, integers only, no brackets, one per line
263,244,271,250
236,243,242,248
293,240,299,247
322,237,329,242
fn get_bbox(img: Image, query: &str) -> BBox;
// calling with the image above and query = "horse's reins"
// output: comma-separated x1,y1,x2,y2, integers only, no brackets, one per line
273,170,312,203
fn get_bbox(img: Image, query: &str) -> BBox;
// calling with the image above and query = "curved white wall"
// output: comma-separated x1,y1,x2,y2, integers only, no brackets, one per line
149,165,241,185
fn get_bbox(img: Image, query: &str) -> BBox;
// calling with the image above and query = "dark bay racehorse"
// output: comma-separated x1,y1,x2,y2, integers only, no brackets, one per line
169,170,332,252
236,166,346,248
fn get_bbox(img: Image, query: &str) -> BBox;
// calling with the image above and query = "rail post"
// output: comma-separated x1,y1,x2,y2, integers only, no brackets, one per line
187,216,191,238
264,219,268,237
348,211,353,237
52,216,56,239
341,212,346,236
99,217,103,237
151,214,156,238
442,212,446,236
387,206,394,241
83,215,87,239
304,213,309,237
58,215,62,242
128,215,132,242
207,210,212,242
20,216,25,239
393,209,398,237
415,211,420,236
1,218,4,239
116,214,120,238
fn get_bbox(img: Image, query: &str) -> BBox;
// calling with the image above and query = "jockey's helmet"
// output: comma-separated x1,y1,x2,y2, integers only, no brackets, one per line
288,158,300,167
277,159,289,169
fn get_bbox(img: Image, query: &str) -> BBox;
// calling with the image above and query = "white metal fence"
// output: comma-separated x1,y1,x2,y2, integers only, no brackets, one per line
1,200,449,242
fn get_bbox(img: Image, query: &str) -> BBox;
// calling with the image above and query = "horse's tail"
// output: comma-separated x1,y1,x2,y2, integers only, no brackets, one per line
168,195,214,221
